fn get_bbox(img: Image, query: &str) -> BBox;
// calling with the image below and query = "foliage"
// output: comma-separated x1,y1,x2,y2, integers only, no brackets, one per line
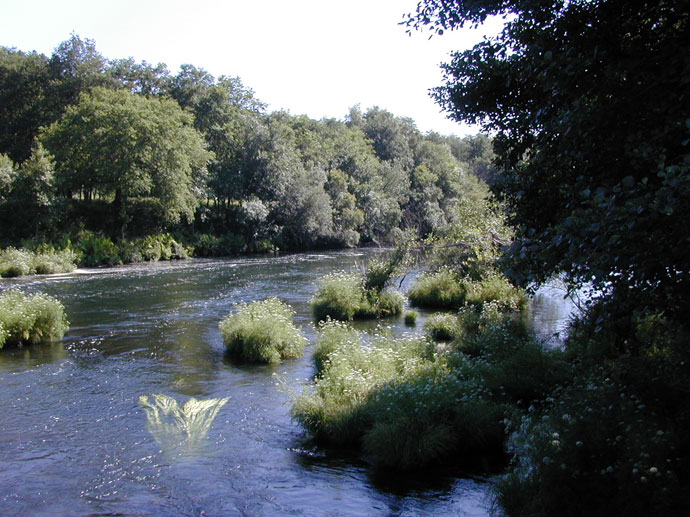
495,369,689,516
0,246,77,277
424,312,461,342
408,268,467,309
310,271,404,322
120,234,190,262
41,87,213,236
406,0,690,316
0,290,69,348
74,232,121,267
219,297,306,364
404,310,418,326
186,232,244,257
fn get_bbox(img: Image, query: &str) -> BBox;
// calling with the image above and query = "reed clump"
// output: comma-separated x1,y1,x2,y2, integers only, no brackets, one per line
408,269,527,312
0,290,69,348
219,297,306,364
310,271,404,321
0,246,78,277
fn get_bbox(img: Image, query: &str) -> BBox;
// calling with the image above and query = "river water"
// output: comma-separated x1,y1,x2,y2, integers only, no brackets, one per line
0,251,577,516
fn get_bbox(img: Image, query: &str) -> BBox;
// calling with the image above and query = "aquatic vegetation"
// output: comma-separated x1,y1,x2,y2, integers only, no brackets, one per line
0,246,77,277
404,310,418,326
139,393,229,448
310,271,404,321
408,268,467,309
424,312,461,342
0,290,69,348
408,269,527,312
363,367,507,470
312,319,362,376
292,329,433,446
219,297,306,363
464,273,528,312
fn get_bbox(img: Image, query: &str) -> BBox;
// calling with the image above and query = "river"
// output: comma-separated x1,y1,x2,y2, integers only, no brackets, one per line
0,251,577,516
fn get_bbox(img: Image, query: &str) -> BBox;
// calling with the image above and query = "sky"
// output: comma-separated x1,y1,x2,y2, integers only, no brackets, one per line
0,0,503,136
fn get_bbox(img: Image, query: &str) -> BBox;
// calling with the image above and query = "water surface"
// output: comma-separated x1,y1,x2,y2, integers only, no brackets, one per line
0,252,573,516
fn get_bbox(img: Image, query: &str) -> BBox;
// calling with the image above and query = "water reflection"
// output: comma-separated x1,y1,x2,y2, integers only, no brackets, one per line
139,394,229,451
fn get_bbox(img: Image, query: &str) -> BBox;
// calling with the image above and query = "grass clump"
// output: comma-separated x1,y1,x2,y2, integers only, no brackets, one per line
408,268,467,309
404,310,418,326
424,312,461,342
408,269,527,312
310,271,404,322
0,246,78,277
0,290,69,348
219,297,306,364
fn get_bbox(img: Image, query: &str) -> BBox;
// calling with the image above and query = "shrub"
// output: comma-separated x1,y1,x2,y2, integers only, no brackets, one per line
404,310,418,326
219,297,306,364
494,371,689,517
408,269,467,309
75,232,121,267
0,290,69,348
311,272,404,321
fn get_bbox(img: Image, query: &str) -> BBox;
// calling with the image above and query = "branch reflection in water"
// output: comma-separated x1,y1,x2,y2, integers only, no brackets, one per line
139,393,229,452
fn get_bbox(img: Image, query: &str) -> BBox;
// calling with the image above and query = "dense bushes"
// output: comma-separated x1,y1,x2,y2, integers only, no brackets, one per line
219,297,306,363
0,290,69,348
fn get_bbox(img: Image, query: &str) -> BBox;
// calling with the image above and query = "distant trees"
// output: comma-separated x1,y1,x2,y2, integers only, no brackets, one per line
0,34,496,250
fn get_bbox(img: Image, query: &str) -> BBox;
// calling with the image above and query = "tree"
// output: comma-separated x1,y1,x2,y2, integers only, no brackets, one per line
41,87,213,236
406,0,690,317
0,47,52,162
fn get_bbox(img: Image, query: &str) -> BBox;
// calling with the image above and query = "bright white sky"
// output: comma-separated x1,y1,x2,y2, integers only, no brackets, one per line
1,0,503,136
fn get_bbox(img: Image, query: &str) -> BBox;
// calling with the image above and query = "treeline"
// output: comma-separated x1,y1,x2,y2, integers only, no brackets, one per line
0,34,495,253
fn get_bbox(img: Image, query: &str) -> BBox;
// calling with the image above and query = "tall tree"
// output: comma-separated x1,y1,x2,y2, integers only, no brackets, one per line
406,0,690,316
41,87,213,236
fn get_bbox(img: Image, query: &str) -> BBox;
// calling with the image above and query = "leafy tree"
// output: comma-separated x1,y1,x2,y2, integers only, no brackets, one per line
406,0,690,318
41,87,212,236
7,144,56,236
0,154,15,203
0,48,52,162
107,57,170,95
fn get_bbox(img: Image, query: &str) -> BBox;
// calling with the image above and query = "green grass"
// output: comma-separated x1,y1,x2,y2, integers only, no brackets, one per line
219,297,307,364
310,272,404,321
0,290,69,348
